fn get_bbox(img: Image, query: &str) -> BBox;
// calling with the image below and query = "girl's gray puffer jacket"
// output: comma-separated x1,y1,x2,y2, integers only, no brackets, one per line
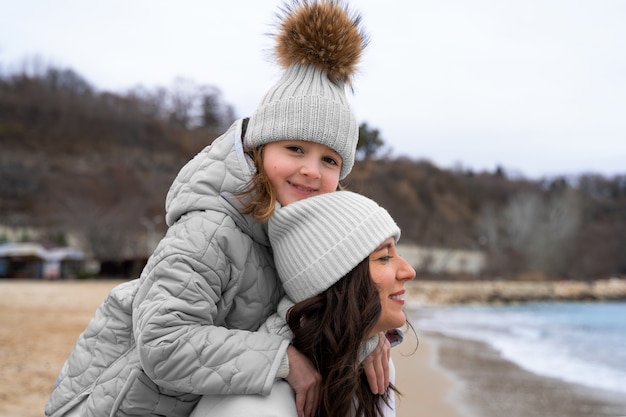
45,119,290,417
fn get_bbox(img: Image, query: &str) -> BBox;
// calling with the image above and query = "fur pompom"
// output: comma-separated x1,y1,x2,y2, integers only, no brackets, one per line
274,0,369,86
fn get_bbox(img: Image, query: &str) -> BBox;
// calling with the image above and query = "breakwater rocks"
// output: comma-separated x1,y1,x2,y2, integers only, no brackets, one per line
406,277,626,305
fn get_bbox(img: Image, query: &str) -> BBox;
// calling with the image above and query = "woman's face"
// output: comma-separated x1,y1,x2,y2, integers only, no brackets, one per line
263,140,342,206
368,237,416,336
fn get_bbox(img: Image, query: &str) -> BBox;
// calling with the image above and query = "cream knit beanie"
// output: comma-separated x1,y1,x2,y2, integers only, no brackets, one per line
244,0,368,179
269,191,400,303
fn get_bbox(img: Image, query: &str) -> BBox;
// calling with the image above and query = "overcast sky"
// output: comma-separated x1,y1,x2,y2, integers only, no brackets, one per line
2,0,625,179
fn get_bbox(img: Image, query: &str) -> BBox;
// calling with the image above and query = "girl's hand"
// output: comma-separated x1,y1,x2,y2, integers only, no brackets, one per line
285,345,321,417
362,332,391,394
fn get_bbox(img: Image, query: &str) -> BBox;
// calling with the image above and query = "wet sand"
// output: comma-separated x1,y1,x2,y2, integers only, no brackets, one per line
428,330,626,417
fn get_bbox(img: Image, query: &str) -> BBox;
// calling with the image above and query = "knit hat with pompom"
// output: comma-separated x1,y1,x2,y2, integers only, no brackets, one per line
244,0,368,179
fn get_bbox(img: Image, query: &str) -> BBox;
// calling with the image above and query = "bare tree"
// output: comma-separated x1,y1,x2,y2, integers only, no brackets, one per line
481,189,582,277
128,85,169,120
168,78,198,129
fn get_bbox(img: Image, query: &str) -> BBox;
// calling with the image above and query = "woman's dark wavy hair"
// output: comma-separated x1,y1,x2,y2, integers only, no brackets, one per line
287,258,400,417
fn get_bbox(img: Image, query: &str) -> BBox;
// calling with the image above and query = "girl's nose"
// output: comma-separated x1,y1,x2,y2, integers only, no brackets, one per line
299,159,321,179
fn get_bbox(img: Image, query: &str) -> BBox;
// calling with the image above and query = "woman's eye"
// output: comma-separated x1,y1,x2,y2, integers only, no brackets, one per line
373,251,392,262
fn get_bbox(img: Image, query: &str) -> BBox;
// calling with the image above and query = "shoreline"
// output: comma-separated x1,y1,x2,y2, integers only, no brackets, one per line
402,326,626,417
406,278,626,305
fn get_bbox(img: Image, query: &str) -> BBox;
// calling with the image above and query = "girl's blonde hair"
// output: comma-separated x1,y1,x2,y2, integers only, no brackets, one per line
238,145,277,223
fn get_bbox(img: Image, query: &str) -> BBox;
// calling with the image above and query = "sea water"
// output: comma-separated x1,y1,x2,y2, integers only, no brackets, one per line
411,302,626,395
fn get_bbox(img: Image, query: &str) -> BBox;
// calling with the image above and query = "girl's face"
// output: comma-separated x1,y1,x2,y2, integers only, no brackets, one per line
368,238,416,336
263,140,342,206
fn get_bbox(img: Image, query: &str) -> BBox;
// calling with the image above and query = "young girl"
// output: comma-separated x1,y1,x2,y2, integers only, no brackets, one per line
190,191,417,417
45,2,389,417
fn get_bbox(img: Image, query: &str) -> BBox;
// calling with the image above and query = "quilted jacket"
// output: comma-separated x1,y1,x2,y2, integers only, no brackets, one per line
45,119,290,417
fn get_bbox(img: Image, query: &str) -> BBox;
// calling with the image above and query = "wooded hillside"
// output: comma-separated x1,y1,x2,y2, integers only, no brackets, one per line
1,63,624,280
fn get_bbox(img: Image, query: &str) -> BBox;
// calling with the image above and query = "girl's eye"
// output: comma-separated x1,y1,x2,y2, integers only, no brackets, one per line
322,156,339,166
286,146,303,153
379,255,392,262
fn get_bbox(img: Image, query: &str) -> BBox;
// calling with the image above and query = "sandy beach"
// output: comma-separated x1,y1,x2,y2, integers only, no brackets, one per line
391,331,462,417
2,279,625,417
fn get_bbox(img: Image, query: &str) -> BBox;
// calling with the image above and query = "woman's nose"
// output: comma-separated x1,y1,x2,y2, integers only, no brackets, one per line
398,256,416,281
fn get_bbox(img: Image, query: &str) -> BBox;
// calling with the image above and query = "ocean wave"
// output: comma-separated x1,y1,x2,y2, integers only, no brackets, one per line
411,302,626,395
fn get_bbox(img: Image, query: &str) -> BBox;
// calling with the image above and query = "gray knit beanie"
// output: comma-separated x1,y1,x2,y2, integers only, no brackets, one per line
269,191,401,303
244,0,368,179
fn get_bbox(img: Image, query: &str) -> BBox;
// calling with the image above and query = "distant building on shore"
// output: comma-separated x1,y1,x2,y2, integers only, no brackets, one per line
397,244,486,276
0,242,85,279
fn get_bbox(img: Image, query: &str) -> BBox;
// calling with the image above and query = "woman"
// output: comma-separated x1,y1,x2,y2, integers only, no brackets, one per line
191,191,416,417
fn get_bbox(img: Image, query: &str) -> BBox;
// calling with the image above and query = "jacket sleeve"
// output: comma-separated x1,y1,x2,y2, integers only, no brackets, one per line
133,213,290,396
258,296,295,339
